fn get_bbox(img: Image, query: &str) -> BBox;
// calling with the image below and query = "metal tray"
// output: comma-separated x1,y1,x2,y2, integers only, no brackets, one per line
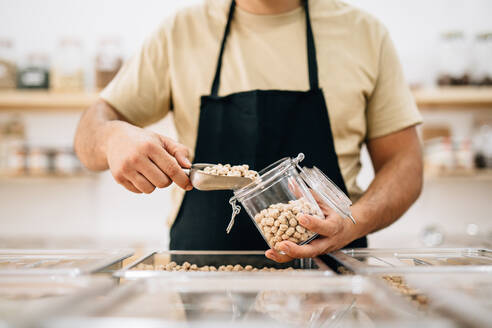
114,250,332,279
40,275,452,328
329,248,492,274
405,272,492,328
0,249,133,275
0,275,114,328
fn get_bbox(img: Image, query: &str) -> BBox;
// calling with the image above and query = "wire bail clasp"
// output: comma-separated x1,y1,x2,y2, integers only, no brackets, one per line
227,197,241,234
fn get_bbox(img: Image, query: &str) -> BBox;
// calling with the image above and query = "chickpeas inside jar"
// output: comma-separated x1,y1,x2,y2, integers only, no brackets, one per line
228,154,324,249
254,198,319,250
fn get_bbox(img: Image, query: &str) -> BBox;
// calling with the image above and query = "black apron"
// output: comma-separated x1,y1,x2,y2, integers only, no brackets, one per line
170,0,367,250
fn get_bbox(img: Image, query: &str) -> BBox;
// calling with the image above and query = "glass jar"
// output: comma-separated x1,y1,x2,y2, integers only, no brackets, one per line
0,38,16,89
51,38,84,92
436,31,470,86
17,53,50,89
228,153,356,251
53,148,79,175
95,38,123,90
29,146,49,175
472,32,492,86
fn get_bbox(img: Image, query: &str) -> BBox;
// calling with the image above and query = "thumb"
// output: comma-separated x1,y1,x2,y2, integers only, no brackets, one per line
159,135,192,168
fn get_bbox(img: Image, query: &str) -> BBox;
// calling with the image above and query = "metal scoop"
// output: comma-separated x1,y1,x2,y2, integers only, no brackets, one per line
183,164,255,191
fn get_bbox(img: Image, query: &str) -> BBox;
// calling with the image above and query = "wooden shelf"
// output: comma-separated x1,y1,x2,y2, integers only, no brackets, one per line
413,87,492,109
0,87,491,111
0,172,96,180
0,90,98,111
425,169,492,181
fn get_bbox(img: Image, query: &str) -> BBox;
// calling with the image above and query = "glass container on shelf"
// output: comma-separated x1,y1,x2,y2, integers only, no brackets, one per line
28,146,50,175
95,38,123,90
17,53,50,89
472,32,492,86
436,31,470,86
1,115,26,175
51,37,85,92
53,147,81,175
0,38,16,89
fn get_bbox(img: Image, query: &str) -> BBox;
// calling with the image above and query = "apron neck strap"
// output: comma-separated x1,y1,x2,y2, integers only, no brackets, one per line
210,0,319,97
304,0,319,90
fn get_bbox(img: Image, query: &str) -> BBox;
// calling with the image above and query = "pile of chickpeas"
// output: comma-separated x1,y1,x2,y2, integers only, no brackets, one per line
202,164,259,180
382,275,429,308
254,198,320,250
134,261,295,272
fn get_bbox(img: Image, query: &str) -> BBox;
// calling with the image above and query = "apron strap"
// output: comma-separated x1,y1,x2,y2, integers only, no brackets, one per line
210,0,319,96
304,0,319,90
211,0,236,96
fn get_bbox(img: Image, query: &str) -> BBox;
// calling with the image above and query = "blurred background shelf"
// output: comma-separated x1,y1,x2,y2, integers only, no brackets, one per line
1,87,492,111
425,169,492,181
0,172,96,181
414,87,492,109
0,91,98,111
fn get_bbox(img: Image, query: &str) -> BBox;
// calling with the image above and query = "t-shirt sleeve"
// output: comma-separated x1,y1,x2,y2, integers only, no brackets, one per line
100,23,171,127
366,31,422,139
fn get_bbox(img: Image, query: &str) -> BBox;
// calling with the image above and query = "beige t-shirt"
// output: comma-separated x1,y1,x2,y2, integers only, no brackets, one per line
101,0,422,226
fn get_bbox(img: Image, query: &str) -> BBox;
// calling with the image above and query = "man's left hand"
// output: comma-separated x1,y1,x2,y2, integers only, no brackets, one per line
265,205,359,263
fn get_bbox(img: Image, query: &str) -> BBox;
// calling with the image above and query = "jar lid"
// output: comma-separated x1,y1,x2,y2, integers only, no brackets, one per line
232,153,305,203
300,166,356,224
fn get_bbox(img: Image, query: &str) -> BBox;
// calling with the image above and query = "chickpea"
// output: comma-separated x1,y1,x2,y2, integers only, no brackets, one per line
201,163,258,180
296,225,306,234
279,224,289,232
285,227,295,237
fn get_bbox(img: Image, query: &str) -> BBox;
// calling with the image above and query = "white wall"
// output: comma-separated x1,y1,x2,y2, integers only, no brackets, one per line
1,0,491,248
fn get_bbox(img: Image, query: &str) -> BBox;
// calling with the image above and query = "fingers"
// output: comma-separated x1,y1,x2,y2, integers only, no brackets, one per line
149,141,192,191
265,248,295,263
138,158,172,189
265,239,327,262
128,171,156,194
278,240,322,259
298,214,341,237
160,136,192,168
119,178,142,194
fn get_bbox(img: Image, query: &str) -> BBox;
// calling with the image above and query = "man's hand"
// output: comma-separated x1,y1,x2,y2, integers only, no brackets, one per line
103,121,193,194
265,125,422,262
74,99,193,194
265,200,358,263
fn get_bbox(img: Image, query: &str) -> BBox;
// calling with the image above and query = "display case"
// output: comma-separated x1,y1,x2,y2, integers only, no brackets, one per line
114,250,333,279
41,275,454,328
0,249,133,275
329,248,492,274
405,272,492,328
0,275,114,328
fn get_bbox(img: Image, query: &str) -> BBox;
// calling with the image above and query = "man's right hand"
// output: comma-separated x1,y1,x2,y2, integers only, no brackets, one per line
102,121,193,194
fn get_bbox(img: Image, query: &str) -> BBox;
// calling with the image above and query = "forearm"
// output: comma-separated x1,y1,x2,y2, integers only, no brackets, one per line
74,99,122,171
351,145,423,239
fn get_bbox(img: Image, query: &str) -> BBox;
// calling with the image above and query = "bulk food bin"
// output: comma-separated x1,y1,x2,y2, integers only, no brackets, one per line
405,272,492,328
114,250,333,279
0,275,114,328
0,249,133,275
227,153,356,251
329,248,492,274
40,275,454,328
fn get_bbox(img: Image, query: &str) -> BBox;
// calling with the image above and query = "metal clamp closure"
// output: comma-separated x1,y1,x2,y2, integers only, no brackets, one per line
227,197,241,234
